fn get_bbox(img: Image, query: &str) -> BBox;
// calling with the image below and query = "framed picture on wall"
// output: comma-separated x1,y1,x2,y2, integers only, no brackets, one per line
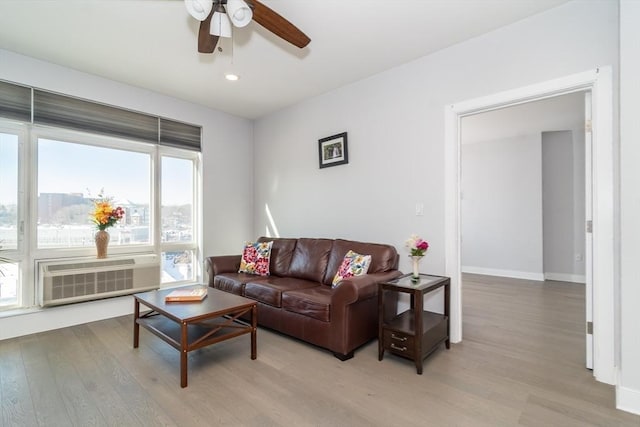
318,132,348,169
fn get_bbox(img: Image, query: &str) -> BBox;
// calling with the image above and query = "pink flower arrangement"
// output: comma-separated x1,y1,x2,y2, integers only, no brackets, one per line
406,234,429,257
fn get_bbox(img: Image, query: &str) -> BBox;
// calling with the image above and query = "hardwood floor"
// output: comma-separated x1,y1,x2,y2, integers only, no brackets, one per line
1,274,639,426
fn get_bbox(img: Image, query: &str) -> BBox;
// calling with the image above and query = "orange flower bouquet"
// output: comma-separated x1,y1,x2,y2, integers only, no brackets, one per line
90,193,124,231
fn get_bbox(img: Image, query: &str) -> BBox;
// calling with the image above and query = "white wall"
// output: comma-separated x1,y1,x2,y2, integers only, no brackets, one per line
0,49,254,339
618,0,640,415
253,0,618,279
542,130,586,282
461,134,543,280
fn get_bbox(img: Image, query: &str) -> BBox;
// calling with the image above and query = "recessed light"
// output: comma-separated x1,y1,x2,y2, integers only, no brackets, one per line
225,73,240,81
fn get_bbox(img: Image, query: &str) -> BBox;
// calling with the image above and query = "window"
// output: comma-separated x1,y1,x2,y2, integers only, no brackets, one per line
0,129,20,308
0,81,202,312
0,132,19,251
37,137,151,248
161,156,193,244
160,154,198,284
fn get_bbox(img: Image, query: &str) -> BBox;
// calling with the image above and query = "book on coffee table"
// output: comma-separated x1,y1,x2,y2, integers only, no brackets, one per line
165,287,207,302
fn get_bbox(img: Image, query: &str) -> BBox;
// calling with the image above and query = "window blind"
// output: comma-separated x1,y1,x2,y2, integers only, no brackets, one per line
34,90,159,143
160,118,201,151
0,80,201,151
0,80,31,122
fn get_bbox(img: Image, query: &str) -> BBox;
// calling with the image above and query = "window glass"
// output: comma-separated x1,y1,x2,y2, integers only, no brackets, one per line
160,155,196,285
161,250,194,283
161,156,193,243
0,261,19,307
0,133,18,250
37,138,151,248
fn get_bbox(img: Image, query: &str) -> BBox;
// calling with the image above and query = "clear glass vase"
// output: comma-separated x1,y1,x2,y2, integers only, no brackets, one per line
411,255,423,281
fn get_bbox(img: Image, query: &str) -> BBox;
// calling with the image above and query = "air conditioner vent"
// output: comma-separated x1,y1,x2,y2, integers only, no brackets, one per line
38,255,160,307
46,258,135,272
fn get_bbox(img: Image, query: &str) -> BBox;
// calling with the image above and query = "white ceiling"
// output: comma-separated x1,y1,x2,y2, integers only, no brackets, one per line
0,0,570,119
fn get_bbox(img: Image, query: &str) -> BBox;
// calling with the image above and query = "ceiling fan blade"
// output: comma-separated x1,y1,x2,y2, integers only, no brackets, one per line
246,0,310,48
198,10,219,53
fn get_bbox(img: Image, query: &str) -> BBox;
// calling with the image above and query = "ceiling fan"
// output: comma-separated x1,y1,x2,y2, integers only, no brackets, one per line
184,0,311,54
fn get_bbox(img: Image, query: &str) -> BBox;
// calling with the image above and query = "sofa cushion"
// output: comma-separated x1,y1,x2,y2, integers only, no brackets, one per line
258,237,297,277
288,238,334,283
239,241,273,276
332,250,372,287
282,287,332,322
213,273,265,295
323,239,398,285
245,277,319,307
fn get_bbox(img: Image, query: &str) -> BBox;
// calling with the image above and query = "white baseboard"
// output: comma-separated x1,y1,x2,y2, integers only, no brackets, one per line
617,385,640,416
461,266,544,281
0,296,133,341
544,272,586,283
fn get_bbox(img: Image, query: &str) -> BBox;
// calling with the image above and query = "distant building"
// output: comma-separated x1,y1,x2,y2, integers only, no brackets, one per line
38,193,86,224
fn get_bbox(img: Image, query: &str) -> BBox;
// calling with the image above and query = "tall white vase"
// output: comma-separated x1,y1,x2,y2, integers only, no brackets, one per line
411,255,423,281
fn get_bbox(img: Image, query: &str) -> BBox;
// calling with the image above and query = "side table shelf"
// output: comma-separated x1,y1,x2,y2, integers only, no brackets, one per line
378,273,450,374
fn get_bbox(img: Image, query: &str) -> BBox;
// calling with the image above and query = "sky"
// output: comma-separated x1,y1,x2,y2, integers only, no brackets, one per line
1,134,193,206
38,139,150,203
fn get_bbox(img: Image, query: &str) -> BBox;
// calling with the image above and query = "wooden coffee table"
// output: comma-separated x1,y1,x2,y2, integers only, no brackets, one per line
133,286,257,388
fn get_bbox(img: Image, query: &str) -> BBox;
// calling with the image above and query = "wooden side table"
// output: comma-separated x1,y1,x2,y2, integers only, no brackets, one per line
378,273,450,374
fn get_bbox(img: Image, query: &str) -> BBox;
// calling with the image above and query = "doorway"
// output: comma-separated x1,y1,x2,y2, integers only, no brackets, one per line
459,92,590,370
459,93,586,284
444,68,615,385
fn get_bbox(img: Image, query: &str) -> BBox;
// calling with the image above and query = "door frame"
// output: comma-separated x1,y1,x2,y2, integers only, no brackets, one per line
444,67,615,385
584,91,594,370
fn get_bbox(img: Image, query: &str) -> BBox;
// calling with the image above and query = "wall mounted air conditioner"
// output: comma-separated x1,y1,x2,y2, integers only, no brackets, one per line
38,254,161,307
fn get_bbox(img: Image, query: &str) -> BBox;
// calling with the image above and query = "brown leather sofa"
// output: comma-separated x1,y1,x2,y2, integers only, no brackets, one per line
206,237,401,360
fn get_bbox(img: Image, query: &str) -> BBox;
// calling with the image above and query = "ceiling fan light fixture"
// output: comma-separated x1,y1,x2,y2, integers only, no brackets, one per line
226,0,253,28
210,6,232,38
184,0,213,21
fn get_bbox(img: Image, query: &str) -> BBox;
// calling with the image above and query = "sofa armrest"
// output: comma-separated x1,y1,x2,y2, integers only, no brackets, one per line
332,270,402,305
205,255,241,285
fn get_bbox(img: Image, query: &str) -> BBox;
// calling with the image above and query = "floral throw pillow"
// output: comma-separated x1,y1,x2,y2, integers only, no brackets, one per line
332,250,372,288
238,241,273,276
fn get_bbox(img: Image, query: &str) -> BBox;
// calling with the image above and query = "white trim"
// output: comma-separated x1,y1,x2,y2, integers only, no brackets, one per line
616,385,640,416
590,67,616,385
0,295,133,341
461,266,544,281
444,105,462,342
544,272,586,284
584,90,594,370
445,67,616,385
